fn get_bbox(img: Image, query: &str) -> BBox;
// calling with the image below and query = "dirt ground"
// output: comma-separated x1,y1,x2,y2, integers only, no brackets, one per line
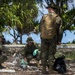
0,70,40,75
0,54,75,75
0,62,75,75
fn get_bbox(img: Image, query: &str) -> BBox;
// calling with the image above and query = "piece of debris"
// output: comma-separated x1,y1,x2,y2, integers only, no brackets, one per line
0,69,15,73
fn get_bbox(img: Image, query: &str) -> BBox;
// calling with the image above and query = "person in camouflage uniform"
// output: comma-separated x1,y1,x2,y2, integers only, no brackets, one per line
0,33,7,69
39,3,62,74
24,36,40,63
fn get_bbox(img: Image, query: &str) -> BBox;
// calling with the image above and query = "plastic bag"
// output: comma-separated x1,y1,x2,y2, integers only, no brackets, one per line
20,58,28,70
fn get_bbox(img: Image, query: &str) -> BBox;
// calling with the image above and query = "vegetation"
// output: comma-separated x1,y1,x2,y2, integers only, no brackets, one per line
72,40,75,44
0,0,38,43
65,51,75,60
0,0,75,43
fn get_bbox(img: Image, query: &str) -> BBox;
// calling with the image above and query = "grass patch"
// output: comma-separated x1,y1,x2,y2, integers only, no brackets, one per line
65,51,75,60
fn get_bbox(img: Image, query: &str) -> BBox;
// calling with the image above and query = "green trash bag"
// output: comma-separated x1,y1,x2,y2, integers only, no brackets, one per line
33,49,39,56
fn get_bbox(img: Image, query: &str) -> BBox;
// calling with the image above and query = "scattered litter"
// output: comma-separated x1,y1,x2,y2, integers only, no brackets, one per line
20,58,28,70
27,66,39,71
3,62,15,66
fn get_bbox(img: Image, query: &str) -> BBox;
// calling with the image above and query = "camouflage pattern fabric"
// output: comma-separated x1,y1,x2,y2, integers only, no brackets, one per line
40,17,62,74
40,13,62,43
40,13,62,72
41,36,57,71
24,42,40,62
39,2,62,74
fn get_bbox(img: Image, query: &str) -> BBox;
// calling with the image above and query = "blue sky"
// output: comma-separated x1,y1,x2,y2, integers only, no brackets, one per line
3,1,75,44
3,30,75,44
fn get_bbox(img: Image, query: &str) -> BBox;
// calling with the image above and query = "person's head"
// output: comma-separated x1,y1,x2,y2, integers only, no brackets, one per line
26,36,34,46
46,3,59,13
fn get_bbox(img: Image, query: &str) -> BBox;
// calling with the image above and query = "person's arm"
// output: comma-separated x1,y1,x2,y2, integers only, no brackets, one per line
33,42,39,49
39,15,45,32
39,18,42,32
56,16,63,44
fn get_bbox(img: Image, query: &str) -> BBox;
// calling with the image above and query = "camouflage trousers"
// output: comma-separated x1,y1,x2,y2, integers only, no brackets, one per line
41,36,57,72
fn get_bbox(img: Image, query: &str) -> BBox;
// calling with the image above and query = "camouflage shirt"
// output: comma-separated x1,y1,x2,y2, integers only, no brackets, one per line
24,42,39,57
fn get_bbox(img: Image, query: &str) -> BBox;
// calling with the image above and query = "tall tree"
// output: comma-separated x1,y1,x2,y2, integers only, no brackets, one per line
0,0,38,43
